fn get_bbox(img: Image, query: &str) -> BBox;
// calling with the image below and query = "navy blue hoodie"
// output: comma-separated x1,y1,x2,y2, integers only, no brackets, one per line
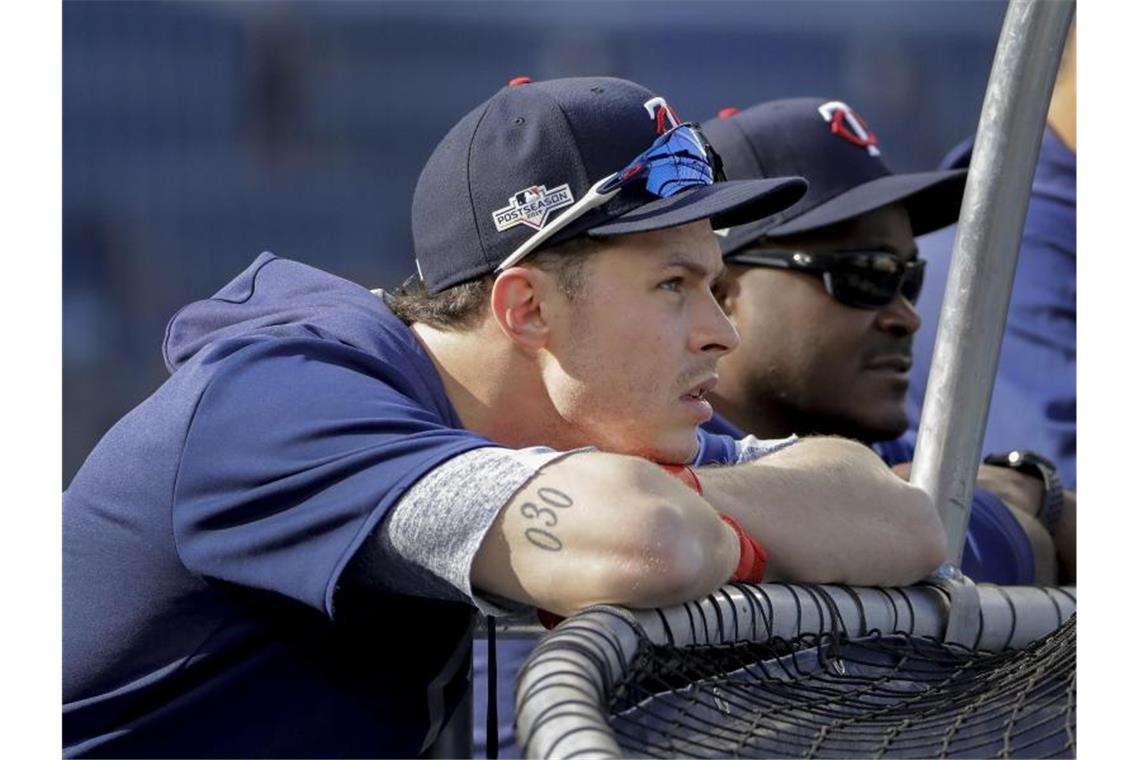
63,253,490,757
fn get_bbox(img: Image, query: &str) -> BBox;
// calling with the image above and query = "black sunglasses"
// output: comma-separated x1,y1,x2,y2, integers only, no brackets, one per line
726,248,925,310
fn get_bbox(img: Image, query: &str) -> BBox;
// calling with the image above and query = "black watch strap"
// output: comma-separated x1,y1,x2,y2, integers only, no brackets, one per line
983,450,1065,535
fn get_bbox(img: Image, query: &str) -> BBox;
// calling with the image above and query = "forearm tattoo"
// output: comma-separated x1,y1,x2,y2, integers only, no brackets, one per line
520,487,574,552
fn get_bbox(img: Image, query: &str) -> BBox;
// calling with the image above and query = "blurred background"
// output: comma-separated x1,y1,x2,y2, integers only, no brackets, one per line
62,0,1009,486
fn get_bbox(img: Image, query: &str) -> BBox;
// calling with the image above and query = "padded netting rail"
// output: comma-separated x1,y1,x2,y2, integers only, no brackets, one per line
515,582,1075,758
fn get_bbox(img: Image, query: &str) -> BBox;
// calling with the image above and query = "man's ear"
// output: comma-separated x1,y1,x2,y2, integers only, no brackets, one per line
489,267,554,351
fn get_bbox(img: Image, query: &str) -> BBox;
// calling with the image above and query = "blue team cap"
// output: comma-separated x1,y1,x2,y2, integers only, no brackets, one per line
411,77,807,294
700,98,967,255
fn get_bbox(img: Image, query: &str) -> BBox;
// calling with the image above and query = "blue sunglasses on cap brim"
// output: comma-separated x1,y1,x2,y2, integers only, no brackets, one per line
496,123,725,271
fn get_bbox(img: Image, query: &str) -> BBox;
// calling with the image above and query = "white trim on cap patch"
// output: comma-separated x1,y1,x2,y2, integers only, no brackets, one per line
492,184,575,232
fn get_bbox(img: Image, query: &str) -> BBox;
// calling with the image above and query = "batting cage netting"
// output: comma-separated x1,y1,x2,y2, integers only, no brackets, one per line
515,582,1075,758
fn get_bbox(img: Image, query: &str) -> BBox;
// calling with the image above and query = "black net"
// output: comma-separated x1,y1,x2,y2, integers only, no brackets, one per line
607,614,1075,758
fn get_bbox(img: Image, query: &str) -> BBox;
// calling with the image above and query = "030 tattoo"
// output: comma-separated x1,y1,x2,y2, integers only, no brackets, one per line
521,487,574,552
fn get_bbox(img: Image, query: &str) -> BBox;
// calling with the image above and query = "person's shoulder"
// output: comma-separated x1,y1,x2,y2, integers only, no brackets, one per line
700,413,745,439
164,253,404,368
939,136,974,171
191,333,443,425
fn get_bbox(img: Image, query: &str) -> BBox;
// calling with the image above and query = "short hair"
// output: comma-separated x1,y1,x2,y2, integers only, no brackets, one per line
387,235,603,330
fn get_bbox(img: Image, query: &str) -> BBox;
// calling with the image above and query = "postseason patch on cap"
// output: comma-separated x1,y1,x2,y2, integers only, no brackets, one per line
492,184,575,232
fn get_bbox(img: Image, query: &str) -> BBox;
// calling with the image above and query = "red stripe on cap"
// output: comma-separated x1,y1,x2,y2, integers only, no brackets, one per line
508,76,532,87
717,107,741,118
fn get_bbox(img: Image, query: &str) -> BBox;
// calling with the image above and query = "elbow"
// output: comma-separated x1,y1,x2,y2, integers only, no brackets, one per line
895,487,948,584
608,501,735,608
906,528,948,585
531,456,734,616
653,509,734,601
829,483,946,588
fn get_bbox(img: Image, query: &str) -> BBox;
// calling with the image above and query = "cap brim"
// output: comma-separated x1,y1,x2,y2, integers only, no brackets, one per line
585,177,808,238
767,168,967,238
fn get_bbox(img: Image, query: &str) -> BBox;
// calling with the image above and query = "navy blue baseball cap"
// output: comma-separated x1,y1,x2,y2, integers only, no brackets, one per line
412,77,808,293
700,98,967,256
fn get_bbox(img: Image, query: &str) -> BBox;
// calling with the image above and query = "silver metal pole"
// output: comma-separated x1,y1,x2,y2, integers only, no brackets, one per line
911,0,1074,565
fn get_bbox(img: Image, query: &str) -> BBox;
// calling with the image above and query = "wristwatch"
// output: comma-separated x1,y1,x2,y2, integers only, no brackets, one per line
983,450,1065,536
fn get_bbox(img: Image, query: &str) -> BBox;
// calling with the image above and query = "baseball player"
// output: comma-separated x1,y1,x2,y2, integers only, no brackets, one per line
699,98,1074,586
910,24,1076,490
64,77,945,756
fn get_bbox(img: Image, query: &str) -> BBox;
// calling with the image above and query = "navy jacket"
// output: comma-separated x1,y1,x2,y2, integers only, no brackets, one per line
64,254,490,757
909,129,1076,488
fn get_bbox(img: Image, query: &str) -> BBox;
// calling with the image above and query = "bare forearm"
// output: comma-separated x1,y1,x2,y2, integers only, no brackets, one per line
1004,507,1058,585
472,452,739,616
699,437,946,586
974,465,1076,583
1010,494,1073,584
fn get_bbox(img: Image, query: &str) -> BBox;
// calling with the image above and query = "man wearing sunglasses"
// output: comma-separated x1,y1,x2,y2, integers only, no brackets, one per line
64,78,946,757
700,98,1075,588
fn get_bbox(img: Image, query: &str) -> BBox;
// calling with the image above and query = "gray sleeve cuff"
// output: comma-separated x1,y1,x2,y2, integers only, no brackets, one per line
734,433,799,464
376,445,590,616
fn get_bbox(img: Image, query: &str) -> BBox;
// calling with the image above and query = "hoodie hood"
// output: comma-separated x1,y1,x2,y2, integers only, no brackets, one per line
163,252,401,373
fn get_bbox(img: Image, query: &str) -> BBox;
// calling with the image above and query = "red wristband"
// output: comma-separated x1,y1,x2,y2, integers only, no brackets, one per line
718,513,767,583
658,463,703,494
658,466,764,582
